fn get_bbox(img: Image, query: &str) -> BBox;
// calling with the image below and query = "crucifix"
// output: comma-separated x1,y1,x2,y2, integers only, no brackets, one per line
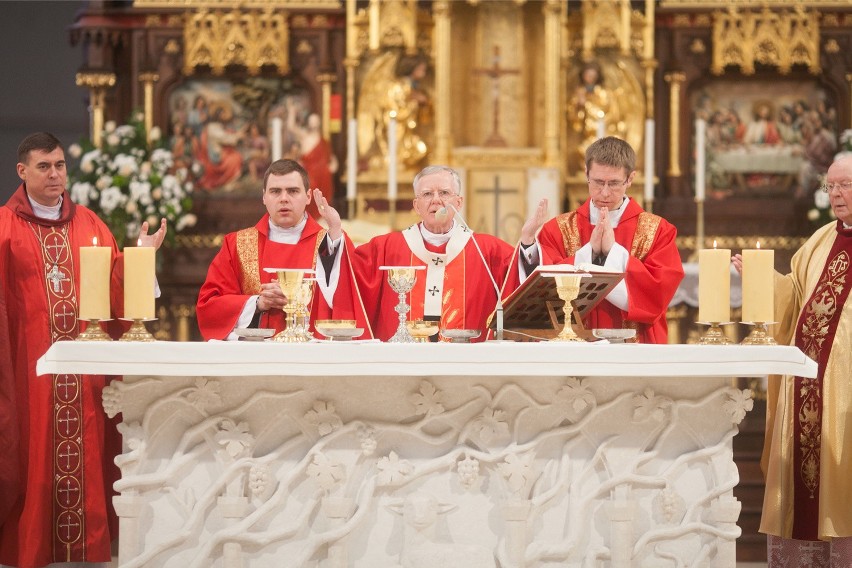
475,175,518,239
473,45,519,147
46,264,69,294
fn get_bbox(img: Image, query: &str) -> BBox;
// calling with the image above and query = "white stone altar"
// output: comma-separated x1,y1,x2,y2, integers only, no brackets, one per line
37,342,816,568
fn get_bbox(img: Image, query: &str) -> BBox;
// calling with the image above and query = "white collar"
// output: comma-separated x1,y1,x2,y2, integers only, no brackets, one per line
419,219,457,247
268,214,307,244
29,194,63,221
589,196,628,228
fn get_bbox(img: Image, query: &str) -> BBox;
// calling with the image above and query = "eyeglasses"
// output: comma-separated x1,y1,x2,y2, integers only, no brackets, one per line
588,178,628,191
416,189,458,201
820,180,852,194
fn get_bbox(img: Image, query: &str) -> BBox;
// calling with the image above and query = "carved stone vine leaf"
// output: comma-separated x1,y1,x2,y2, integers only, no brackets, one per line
723,389,754,424
307,452,347,492
499,452,535,495
186,377,223,414
214,418,255,460
409,380,445,417
304,400,343,436
555,377,596,419
471,408,510,444
376,451,413,486
632,388,672,422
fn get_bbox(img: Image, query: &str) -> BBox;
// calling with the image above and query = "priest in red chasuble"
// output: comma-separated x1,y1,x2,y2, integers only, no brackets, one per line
537,137,684,344
196,159,371,340
732,155,852,566
353,165,548,342
0,132,167,568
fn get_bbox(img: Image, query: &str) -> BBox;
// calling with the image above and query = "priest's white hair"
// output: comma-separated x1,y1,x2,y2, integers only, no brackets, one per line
413,165,462,196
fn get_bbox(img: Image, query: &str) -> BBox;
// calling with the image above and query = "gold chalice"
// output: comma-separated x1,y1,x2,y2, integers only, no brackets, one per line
552,274,585,342
406,319,440,343
294,278,316,341
270,269,304,342
380,265,425,343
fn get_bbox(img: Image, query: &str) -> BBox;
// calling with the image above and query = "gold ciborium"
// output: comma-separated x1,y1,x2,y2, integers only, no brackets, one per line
272,269,305,342
552,274,585,342
406,319,439,343
380,265,425,343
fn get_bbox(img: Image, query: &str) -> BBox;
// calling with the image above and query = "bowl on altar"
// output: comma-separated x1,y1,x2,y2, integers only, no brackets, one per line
314,320,363,341
592,329,637,343
235,328,275,341
441,328,481,343
406,320,440,342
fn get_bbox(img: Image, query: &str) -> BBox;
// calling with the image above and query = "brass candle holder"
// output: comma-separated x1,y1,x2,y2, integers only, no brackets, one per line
698,322,732,345
552,274,585,342
381,266,424,343
741,322,777,345
77,319,112,341
119,319,156,342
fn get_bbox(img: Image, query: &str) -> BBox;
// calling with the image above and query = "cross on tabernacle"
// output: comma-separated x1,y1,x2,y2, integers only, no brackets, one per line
58,444,80,471
57,409,79,437
475,175,518,239
428,285,440,297
431,257,444,266
46,264,69,293
473,45,519,147
58,478,80,506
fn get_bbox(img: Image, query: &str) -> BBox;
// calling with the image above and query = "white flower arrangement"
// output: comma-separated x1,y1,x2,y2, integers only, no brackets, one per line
68,112,197,247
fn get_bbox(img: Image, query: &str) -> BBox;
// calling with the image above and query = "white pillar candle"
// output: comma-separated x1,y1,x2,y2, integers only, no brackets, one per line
698,242,730,323
347,118,358,201
644,118,655,202
79,236,111,320
695,118,706,201
596,116,606,140
124,245,155,320
742,244,774,323
388,111,398,201
271,117,283,161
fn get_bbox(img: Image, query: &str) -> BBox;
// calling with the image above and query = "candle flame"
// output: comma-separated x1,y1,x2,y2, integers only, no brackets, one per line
713,239,717,249
92,236,98,246
137,239,142,247
756,241,761,249
389,110,397,119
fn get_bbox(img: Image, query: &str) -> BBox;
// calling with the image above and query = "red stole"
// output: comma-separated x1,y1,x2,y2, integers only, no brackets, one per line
791,224,852,540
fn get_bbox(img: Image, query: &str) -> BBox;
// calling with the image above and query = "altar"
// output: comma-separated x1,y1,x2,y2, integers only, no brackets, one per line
37,342,816,568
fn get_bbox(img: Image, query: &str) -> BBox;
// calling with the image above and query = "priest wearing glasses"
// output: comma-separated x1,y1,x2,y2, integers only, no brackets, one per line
537,136,684,343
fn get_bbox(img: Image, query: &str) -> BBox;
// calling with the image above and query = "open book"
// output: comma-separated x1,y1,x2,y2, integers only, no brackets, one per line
492,264,624,330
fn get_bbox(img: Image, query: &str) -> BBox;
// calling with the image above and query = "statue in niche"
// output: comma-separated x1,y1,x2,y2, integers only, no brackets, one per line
569,62,626,163
358,52,432,174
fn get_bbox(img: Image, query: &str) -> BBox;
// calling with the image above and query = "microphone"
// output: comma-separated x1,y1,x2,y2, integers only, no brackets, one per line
436,202,506,341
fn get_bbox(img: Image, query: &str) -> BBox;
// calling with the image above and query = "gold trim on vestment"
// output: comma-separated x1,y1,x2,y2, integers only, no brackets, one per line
236,228,261,295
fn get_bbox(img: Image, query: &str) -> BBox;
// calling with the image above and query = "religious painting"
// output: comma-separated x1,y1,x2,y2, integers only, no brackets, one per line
691,80,838,199
167,79,318,194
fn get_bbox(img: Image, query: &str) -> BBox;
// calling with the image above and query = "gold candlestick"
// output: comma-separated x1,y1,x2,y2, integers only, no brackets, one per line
119,319,156,342
698,322,732,345
741,322,777,345
77,319,112,341
552,275,585,342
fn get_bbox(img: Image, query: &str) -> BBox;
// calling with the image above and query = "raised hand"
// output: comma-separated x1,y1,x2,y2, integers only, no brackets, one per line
138,218,168,249
520,198,548,246
312,188,341,240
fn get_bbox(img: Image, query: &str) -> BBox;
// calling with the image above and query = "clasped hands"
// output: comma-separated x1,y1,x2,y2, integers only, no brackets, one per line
590,206,615,258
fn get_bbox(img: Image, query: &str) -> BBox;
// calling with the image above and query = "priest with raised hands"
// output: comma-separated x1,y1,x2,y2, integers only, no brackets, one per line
196,158,371,340
536,136,683,343
0,132,167,568
353,165,548,342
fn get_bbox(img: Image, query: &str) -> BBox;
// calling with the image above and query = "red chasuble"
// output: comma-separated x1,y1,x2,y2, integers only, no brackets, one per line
196,214,372,340
354,224,515,342
0,184,122,568
790,223,852,540
537,198,683,344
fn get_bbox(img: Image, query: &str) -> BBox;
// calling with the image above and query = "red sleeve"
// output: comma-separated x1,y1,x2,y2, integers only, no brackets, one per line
623,219,684,325
538,219,576,265
0,236,21,525
196,234,254,340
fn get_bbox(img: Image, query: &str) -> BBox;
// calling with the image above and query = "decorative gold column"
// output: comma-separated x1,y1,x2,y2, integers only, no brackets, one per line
543,0,561,167
620,0,631,56
643,0,655,118
345,0,358,124
433,1,452,165
138,71,160,141
317,73,336,141
664,72,685,178
368,0,380,51
75,72,116,148
847,73,852,128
